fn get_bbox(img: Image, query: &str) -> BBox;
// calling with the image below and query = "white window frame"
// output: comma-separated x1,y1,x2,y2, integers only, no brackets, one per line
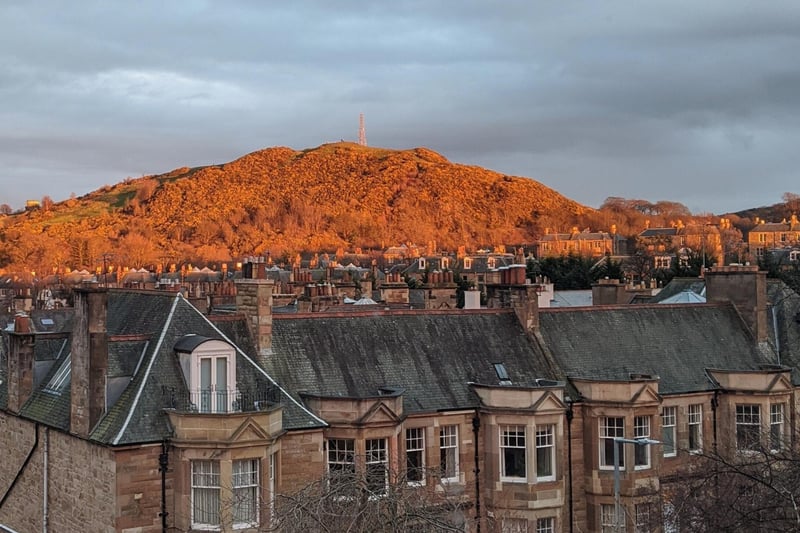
600,417,624,470
418,257,427,270
688,404,702,452
635,503,651,533
365,438,388,496
661,407,677,457
771,403,785,451
191,460,221,530
327,438,356,490
536,517,555,533
268,452,276,522
464,257,473,270
501,518,528,533
183,340,237,414
405,427,426,486
634,416,651,470
601,503,622,533
736,404,761,451
440,425,460,482
488,257,497,269
535,424,556,482
232,459,259,529
500,425,527,483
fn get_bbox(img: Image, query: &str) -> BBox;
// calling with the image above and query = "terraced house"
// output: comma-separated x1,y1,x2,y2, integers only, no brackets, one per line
1,265,799,532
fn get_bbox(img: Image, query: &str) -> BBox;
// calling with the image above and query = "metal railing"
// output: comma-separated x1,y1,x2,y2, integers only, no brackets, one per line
161,385,280,414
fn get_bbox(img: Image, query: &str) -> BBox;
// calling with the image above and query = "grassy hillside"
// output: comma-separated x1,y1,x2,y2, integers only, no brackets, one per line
0,143,590,271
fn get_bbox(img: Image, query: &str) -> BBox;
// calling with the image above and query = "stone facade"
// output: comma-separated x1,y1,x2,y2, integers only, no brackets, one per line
0,414,117,532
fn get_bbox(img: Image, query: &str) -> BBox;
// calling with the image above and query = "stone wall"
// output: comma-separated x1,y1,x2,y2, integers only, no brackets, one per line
278,429,325,494
115,444,169,532
0,413,116,532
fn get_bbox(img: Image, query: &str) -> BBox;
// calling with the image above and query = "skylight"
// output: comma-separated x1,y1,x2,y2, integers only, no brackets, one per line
494,363,512,385
44,354,71,394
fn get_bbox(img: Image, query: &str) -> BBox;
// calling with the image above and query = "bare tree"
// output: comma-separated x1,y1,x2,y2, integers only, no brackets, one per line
667,438,800,532
265,467,471,533
783,192,800,215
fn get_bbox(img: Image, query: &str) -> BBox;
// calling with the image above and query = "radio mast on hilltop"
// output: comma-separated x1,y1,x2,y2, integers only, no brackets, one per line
358,113,367,146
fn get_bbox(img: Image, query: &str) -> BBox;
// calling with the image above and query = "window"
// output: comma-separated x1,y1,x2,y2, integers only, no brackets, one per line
406,428,425,485
635,503,652,533
500,425,527,482
418,257,426,269
634,416,651,469
192,460,221,529
654,256,671,269
600,417,624,469
199,356,230,413
232,459,259,528
268,453,276,522
736,405,761,451
464,257,473,270
759,233,767,243
177,338,237,414
662,407,676,457
441,257,450,269
688,404,702,452
366,439,388,496
44,353,71,394
488,257,497,269
501,518,528,533
536,517,554,533
771,403,785,451
601,503,623,532
327,439,356,490
440,425,459,482
536,425,555,481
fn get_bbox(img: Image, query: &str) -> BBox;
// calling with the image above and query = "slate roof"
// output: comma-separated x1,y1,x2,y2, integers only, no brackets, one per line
766,280,800,384
648,278,706,303
537,304,776,395
265,310,559,414
6,290,323,446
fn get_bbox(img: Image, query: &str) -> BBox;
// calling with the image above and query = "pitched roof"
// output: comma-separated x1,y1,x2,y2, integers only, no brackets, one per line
648,278,706,303
537,304,775,395
9,290,323,446
264,310,559,414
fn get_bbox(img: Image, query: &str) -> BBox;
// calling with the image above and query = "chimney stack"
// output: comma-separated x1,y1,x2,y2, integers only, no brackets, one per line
704,265,767,343
7,314,36,413
70,287,109,437
235,278,274,360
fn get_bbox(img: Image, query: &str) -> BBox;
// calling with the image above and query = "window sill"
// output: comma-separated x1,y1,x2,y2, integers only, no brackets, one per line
500,477,528,484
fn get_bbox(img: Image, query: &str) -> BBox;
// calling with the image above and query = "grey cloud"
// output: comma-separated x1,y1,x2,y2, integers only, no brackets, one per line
1,1,799,214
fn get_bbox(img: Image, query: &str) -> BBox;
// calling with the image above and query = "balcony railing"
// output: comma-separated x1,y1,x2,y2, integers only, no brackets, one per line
161,385,281,414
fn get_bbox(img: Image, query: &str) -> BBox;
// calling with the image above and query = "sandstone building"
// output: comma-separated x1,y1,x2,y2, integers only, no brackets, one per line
1,266,799,532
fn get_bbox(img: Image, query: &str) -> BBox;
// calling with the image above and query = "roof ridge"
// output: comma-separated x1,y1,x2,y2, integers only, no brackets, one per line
194,297,328,428
111,292,181,445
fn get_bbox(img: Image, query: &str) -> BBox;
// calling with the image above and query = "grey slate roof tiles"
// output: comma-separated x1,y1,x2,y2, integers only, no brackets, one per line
265,311,559,415
537,304,774,395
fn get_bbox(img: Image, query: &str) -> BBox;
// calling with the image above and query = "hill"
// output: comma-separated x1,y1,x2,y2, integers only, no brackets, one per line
0,143,590,271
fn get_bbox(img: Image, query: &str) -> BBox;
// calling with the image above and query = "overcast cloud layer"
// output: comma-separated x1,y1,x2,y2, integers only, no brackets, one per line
2,1,799,215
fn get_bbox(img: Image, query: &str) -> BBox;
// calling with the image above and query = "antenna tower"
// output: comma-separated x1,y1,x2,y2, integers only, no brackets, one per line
358,113,367,146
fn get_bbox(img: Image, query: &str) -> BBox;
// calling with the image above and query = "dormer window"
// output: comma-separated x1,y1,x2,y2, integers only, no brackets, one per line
441,257,450,269
488,257,496,269
175,336,236,413
418,257,427,270
464,257,473,270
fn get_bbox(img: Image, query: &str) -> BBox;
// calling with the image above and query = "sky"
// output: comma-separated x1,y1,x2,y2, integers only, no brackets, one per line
1,1,799,215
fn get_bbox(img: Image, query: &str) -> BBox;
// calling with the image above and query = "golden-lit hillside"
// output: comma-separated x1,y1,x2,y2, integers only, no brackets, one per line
0,143,590,271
